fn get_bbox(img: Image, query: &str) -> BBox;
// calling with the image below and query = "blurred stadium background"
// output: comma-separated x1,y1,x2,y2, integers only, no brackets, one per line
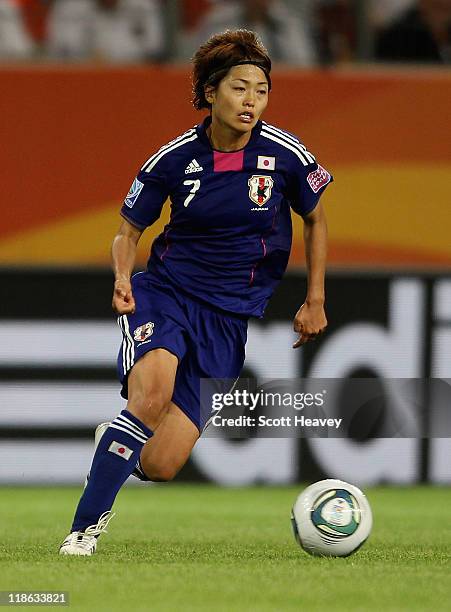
1,0,451,488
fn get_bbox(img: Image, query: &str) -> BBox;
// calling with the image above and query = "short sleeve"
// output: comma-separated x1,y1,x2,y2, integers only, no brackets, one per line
120,165,169,230
288,159,333,218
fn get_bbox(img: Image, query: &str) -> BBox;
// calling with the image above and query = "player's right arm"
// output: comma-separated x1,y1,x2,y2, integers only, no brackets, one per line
112,153,169,314
111,219,144,315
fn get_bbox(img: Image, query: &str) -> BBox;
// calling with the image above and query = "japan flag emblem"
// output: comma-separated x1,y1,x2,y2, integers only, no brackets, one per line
257,155,275,170
108,441,133,460
248,175,274,206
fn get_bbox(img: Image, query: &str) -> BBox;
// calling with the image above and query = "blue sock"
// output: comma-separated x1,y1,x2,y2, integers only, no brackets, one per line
71,409,153,531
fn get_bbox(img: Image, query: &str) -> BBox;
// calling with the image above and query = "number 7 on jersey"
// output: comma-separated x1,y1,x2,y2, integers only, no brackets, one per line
183,179,201,207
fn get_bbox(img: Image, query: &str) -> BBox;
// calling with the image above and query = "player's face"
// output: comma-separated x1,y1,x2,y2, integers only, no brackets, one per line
207,65,269,135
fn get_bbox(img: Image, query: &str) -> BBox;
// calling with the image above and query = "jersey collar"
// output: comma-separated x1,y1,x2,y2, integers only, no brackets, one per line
196,115,262,152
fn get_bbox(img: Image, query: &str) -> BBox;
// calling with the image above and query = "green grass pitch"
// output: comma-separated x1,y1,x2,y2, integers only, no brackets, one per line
1,485,450,611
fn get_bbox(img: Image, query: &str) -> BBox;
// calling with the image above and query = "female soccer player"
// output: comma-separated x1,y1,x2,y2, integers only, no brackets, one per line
60,29,331,555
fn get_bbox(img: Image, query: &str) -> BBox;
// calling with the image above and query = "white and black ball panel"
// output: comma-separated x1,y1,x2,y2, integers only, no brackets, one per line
291,479,372,557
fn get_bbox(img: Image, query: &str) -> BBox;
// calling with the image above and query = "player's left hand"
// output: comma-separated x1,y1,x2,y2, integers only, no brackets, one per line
292,302,327,348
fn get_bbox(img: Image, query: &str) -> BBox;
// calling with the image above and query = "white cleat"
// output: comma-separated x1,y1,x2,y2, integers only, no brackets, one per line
59,511,115,556
94,421,110,449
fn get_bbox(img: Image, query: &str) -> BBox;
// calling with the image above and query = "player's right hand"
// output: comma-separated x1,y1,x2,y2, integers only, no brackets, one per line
112,279,136,314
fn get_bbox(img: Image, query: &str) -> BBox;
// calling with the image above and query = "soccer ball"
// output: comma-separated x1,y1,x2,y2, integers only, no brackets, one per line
291,479,372,557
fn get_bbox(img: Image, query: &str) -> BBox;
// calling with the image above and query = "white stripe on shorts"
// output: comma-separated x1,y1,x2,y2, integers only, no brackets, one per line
118,315,135,374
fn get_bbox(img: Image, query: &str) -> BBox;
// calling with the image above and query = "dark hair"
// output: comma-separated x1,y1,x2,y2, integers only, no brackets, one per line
192,29,272,111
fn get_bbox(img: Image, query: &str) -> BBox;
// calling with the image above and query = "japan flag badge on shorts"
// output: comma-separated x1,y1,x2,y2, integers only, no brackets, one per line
133,322,154,342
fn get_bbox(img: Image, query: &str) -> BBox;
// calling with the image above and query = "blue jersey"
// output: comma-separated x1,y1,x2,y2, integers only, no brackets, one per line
121,116,333,318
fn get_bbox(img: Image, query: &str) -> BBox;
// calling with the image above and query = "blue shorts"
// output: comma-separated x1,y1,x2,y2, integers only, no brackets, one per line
117,271,248,432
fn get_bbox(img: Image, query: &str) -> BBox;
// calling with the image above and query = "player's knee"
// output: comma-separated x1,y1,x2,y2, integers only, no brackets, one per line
128,388,171,426
146,389,170,417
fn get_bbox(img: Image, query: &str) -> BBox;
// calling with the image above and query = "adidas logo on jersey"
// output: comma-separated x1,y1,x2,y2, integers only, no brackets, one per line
185,159,203,174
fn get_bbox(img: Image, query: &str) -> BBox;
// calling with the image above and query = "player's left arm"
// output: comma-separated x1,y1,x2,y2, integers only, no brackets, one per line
293,202,328,348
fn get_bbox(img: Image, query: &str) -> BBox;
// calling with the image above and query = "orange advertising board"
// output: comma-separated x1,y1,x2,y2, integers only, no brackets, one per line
1,65,450,268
